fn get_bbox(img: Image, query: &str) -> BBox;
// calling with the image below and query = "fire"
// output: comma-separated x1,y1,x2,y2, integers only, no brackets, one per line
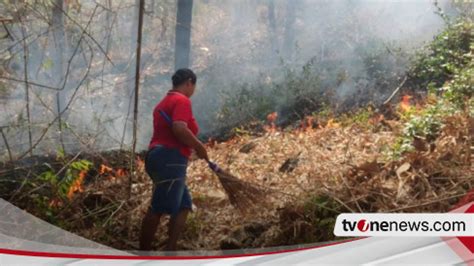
49,198,63,208
99,164,112,174
399,95,412,112
67,170,87,200
300,116,315,131
370,114,385,125
265,112,278,132
116,168,127,177
99,163,128,180
267,112,277,123
326,119,340,128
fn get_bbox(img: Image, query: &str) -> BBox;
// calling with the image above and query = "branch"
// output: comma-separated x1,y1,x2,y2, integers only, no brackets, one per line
0,76,61,90
55,5,98,97
17,51,94,160
51,1,115,66
383,76,408,105
0,128,13,162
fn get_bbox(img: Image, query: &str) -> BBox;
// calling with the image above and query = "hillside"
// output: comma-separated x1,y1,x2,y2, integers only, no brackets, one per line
0,4,472,252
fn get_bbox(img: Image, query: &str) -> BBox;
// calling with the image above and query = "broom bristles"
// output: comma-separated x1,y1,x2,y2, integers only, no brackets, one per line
213,167,268,211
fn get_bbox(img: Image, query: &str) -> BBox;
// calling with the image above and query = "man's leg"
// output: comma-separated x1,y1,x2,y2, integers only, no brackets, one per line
139,208,162,250
166,209,190,251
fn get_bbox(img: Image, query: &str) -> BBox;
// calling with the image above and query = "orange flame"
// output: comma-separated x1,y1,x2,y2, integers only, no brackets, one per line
116,168,127,177
265,112,278,133
99,164,113,175
300,116,315,131
326,119,340,128
100,163,128,180
369,114,385,125
400,95,412,112
67,170,87,200
267,112,277,123
49,198,63,208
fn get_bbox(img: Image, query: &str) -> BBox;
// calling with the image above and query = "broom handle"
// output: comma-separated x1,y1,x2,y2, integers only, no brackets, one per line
206,159,219,172
158,109,173,125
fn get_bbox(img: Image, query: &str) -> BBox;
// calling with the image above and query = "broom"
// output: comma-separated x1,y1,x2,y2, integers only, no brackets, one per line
158,109,267,210
206,160,267,211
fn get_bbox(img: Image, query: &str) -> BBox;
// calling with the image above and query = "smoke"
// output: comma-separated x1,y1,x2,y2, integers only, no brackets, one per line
0,0,453,159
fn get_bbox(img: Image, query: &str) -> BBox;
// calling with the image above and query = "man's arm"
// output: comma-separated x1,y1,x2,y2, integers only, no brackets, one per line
172,121,208,161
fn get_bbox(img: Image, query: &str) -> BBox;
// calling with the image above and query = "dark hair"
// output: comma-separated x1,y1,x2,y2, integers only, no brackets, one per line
172,68,197,87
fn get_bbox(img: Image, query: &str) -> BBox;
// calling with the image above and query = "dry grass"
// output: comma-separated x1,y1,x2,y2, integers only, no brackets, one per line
3,107,472,251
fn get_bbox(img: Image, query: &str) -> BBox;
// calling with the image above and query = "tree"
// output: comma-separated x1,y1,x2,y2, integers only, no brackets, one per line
267,0,278,58
283,0,299,60
51,0,67,151
174,0,193,70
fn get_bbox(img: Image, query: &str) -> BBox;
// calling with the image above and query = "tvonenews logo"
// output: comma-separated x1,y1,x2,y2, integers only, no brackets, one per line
334,214,474,237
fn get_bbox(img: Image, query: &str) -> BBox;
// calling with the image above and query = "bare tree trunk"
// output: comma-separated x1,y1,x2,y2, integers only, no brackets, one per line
19,17,32,156
174,0,193,70
267,0,278,61
130,0,145,200
52,0,67,152
105,0,113,51
120,0,140,150
283,0,298,60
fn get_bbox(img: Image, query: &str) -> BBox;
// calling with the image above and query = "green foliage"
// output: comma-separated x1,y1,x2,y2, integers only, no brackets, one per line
39,159,91,199
404,106,443,140
389,97,459,159
338,106,375,128
409,19,473,92
311,103,333,120
217,59,327,129
441,59,474,109
30,159,92,221
388,16,473,160
302,195,347,241
184,212,203,240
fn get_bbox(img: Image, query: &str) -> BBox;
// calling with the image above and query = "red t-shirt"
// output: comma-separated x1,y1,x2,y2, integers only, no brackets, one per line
148,91,199,158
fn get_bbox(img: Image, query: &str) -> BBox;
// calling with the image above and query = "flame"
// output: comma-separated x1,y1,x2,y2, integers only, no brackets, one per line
67,170,87,200
99,164,113,174
116,168,127,177
300,116,315,131
265,112,278,132
400,95,412,112
326,119,340,128
99,163,129,180
370,114,385,125
267,112,277,123
49,198,63,208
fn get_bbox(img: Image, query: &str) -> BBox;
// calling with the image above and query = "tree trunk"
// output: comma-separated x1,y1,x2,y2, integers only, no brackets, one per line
130,0,145,207
267,0,278,58
174,0,193,70
51,0,67,152
283,0,298,60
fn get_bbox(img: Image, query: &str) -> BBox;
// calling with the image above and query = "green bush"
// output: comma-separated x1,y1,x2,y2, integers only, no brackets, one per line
441,59,473,109
216,59,327,129
408,19,473,92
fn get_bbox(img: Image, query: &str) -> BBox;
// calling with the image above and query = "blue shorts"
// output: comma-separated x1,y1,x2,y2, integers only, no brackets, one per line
145,145,192,216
